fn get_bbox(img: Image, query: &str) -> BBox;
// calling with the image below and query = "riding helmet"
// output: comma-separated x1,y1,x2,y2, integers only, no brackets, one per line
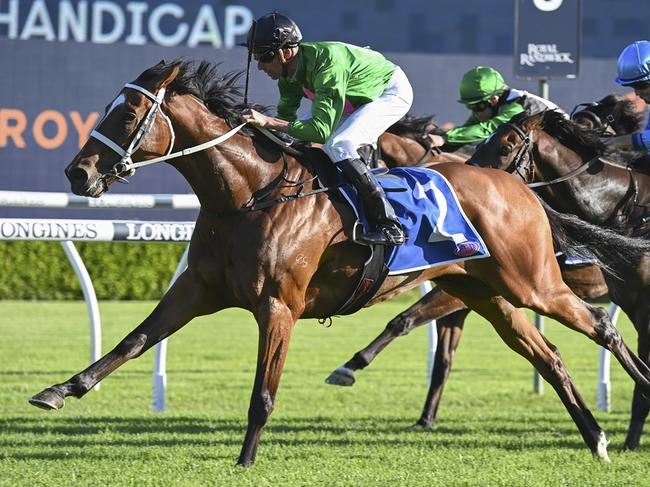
244,12,302,52
458,66,508,104
615,40,650,86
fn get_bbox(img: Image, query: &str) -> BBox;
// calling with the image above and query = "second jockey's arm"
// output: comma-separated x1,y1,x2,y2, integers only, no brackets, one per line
242,109,290,133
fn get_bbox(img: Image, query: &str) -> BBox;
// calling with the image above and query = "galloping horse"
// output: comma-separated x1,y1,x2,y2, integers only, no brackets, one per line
468,109,650,450
29,61,650,464
325,100,644,428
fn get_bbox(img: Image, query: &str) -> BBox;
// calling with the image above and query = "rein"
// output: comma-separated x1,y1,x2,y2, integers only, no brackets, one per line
212,152,338,217
91,82,337,217
526,156,601,189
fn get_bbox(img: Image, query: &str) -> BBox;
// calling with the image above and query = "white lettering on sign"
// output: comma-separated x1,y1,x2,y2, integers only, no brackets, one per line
125,222,194,241
533,0,563,12
519,43,574,67
0,220,101,240
0,0,253,48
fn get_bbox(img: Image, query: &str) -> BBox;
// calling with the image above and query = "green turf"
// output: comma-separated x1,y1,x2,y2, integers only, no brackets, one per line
0,297,647,486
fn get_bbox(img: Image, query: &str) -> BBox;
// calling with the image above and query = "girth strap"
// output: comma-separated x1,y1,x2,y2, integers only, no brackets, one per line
332,243,389,316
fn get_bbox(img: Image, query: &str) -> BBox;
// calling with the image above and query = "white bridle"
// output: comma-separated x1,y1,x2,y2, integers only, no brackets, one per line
89,83,245,179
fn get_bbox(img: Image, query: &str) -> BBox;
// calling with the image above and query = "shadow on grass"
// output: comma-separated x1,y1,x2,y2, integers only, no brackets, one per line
0,414,612,461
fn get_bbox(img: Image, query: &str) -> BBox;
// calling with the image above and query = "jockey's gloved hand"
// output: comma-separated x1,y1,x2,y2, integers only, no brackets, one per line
427,134,446,148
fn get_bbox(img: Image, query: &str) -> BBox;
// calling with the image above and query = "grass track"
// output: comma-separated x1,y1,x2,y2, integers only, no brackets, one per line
0,297,648,486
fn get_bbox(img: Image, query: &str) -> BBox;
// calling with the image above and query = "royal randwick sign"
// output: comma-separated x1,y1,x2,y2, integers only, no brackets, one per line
514,0,581,79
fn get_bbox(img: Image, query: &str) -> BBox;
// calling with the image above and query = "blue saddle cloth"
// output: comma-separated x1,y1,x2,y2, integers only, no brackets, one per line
338,166,490,275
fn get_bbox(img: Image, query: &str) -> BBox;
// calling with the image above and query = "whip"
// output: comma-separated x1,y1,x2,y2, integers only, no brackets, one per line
243,20,257,105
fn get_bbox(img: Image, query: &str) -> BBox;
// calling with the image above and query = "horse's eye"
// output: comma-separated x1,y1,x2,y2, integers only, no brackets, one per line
123,112,137,124
500,145,512,157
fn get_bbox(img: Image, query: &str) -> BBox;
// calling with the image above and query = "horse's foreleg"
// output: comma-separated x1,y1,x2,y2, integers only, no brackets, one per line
325,287,466,386
238,297,296,467
415,311,467,428
460,295,610,460
625,307,650,451
29,271,219,410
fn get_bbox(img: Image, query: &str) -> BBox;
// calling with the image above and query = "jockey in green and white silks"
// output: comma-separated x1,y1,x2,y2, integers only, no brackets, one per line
602,40,650,155
242,12,413,246
429,66,563,148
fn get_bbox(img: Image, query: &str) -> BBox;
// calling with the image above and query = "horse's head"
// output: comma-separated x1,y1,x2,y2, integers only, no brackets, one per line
570,93,645,135
65,61,180,197
467,111,545,180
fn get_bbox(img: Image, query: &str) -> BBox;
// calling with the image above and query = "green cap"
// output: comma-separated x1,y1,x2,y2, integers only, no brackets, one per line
458,66,507,104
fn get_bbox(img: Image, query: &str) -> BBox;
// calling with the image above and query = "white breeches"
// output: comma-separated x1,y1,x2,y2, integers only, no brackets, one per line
321,66,413,162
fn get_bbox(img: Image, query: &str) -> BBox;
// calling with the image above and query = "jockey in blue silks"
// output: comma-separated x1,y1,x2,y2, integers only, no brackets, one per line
602,40,650,154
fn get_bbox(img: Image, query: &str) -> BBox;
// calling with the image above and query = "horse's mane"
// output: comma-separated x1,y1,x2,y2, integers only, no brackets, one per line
136,59,267,132
519,110,607,159
387,114,444,141
597,93,646,134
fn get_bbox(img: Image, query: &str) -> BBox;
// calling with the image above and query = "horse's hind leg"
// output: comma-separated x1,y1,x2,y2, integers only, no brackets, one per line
457,294,610,460
325,287,466,386
531,290,650,400
415,313,467,429
29,271,220,410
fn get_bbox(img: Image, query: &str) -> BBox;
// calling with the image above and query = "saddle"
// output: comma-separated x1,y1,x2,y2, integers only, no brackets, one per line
286,146,390,317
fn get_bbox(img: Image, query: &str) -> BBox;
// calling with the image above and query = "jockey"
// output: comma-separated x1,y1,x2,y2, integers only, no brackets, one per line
601,40,650,155
241,12,413,246
428,66,562,149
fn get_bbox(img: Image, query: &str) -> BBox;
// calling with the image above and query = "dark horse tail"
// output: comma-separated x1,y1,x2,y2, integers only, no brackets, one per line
538,196,650,276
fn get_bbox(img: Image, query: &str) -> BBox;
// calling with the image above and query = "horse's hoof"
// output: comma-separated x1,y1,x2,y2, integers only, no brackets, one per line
592,431,610,462
29,387,65,410
412,422,434,431
324,366,356,386
622,442,640,452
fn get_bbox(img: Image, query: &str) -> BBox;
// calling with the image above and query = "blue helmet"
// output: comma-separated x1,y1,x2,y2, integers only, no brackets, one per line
615,40,650,86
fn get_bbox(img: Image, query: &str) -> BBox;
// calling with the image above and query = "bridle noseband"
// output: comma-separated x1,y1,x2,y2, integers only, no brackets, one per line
90,83,175,184
502,122,536,182
88,83,246,185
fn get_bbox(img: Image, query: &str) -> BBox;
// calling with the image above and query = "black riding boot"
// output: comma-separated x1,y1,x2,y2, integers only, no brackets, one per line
338,158,405,246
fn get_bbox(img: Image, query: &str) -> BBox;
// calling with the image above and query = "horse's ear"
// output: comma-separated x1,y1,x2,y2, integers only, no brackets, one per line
158,64,180,90
523,111,545,130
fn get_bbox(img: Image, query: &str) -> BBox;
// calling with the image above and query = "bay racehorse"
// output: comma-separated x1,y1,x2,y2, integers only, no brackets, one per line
467,109,650,451
28,61,650,464
325,96,646,430
325,100,645,423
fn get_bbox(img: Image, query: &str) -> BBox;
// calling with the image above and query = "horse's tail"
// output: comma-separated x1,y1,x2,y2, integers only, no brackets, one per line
538,196,649,275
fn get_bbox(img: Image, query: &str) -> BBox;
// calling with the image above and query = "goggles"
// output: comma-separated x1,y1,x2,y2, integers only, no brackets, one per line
253,50,276,63
467,101,491,112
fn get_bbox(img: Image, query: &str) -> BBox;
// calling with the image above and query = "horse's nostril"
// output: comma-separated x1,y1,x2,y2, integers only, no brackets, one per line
67,167,88,184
